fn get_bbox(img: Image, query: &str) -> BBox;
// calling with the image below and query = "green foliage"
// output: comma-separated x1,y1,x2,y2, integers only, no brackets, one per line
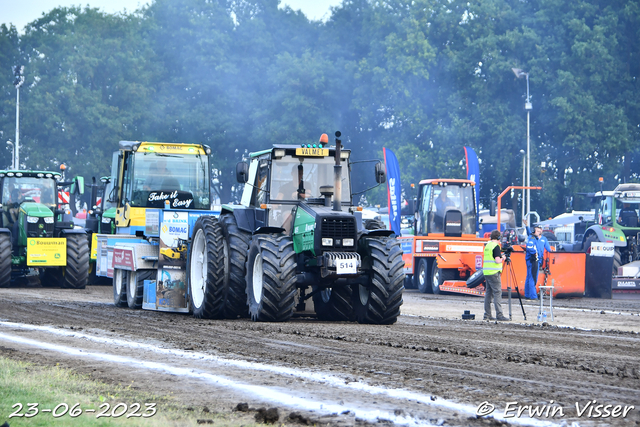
0,0,638,218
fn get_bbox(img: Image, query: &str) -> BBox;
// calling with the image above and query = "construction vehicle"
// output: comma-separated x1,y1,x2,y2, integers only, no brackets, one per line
95,140,220,312
398,179,488,294
581,183,640,275
0,170,90,288
189,132,405,323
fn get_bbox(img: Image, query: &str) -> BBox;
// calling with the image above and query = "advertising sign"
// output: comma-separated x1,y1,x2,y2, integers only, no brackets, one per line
27,238,66,266
590,242,615,257
157,211,189,309
112,246,136,271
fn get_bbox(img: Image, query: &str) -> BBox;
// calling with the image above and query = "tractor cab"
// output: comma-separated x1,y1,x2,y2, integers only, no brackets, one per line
111,141,212,228
414,179,477,237
0,171,59,238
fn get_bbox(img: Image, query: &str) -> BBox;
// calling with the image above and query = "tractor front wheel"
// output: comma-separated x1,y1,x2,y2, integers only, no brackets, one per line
188,216,226,319
0,233,11,288
246,235,297,322
313,285,353,321
353,237,404,324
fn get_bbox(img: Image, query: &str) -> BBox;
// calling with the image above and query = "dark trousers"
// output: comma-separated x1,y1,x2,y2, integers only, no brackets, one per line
525,260,539,299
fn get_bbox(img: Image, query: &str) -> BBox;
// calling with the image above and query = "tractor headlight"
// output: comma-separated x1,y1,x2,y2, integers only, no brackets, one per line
27,216,39,223
102,217,112,223
343,238,354,247
322,238,333,246
44,217,54,224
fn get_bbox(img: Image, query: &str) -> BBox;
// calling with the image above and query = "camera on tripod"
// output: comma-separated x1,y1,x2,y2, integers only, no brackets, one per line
501,243,513,260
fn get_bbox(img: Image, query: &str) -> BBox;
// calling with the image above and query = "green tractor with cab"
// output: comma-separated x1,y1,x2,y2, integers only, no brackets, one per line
582,183,640,275
0,170,90,288
188,132,405,324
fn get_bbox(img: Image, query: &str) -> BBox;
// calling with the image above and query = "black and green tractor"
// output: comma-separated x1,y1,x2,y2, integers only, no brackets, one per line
0,170,90,288
186,132,405,324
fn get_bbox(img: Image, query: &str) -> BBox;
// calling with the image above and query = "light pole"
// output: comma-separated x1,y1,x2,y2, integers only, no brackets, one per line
6,141,15,169
13,65,24,170
520,149,525,224
512,67,532,223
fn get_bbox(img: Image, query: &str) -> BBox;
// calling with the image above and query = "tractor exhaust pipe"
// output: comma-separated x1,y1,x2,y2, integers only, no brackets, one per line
333,131,342,212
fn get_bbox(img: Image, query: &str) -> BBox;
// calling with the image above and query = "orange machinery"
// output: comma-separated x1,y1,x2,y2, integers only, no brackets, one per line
400,182,586,297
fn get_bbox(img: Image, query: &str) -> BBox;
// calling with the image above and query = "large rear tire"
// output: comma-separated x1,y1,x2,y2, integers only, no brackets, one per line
246,235,297,322
353,237,404,325
127,269,154,309
220,213,250,318
61,233,90,289
0,233,11,288
113,269,127,307
313,285,353,321
188,216,226,319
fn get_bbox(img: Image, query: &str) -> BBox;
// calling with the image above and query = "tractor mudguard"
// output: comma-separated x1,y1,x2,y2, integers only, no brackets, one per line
363,229,395,238
583,225,627,248
254,226,286,235
0,228,11,235
59,228,87,236
229,207,256,234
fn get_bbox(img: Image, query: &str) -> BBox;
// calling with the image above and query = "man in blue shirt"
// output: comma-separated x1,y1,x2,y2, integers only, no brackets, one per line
524,223,552,299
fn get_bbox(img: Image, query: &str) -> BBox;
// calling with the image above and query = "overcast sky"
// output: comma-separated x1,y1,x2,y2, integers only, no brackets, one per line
2,0,342,32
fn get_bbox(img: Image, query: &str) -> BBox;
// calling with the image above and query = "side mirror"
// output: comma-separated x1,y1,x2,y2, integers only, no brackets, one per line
490,200,496,217
236,162,249,184
70,176,85,195
375,162,386,184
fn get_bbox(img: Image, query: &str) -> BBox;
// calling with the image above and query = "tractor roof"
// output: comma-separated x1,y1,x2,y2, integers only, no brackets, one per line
0,170,61,179
419,178,476,186
249,144,351,159
119,140,211,154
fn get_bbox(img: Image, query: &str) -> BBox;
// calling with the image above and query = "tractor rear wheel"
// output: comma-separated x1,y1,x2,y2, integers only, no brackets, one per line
246,235,297,322
188,216,226,319
0,233,11,288
220,213,250,318
113,269,127,307
127,269,154,309
313,285,353,321
353,237,404,324
61,233,90,289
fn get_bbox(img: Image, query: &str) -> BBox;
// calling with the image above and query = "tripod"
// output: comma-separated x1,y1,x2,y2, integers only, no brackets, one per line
503,255,526,320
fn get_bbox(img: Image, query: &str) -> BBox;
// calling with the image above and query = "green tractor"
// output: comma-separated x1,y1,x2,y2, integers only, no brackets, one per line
0,170,90,288
188,132,405,324
582,183,640,275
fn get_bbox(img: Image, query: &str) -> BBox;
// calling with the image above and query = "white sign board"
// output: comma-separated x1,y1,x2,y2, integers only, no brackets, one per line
590,242,615,257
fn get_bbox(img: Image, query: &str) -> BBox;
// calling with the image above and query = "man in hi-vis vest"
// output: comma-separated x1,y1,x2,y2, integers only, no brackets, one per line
483,230,510,321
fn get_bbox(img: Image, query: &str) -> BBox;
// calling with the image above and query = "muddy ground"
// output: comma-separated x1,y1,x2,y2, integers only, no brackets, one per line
1,284,639,426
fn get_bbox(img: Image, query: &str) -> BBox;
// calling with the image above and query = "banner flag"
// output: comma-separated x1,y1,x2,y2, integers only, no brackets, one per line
464,146,480,231
383,147,401,235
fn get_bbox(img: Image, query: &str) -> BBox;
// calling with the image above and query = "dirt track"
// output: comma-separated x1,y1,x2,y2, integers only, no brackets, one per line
1,285,639,426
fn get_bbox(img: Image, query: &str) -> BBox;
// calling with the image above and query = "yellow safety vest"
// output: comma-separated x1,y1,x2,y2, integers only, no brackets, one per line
483,241,502,276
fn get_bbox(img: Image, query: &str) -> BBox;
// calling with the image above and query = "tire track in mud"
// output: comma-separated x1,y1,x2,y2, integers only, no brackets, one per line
1,289,640,426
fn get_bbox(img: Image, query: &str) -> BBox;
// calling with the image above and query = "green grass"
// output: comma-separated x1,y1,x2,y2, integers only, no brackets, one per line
0,356,259,426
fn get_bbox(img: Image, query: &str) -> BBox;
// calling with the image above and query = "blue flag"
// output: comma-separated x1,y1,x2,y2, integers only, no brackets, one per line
383,147,401,235
464,147,480,231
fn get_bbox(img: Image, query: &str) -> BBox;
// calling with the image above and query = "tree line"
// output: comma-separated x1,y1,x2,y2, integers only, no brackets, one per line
1,0,638,217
